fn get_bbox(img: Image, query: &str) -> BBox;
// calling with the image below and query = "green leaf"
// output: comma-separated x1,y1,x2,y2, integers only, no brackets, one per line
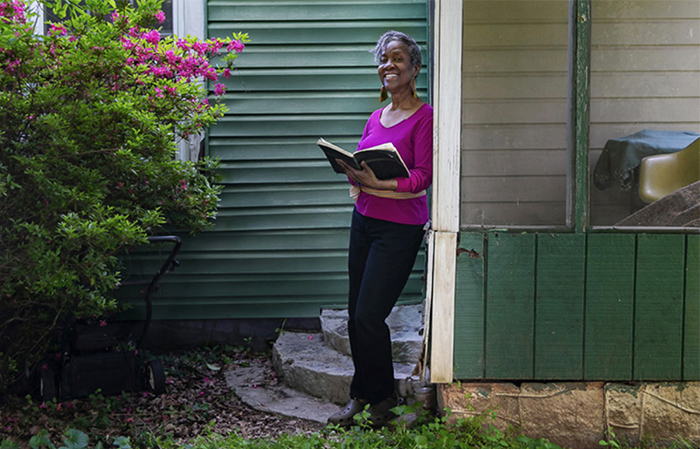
112,437,131,449
206,363,221,371
1,439,21,449
29,430,56,449
61,429,89,449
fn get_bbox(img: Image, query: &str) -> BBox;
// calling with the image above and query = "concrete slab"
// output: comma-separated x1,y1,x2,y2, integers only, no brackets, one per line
272,331,418,405
224,363,339,424
320,304,424,363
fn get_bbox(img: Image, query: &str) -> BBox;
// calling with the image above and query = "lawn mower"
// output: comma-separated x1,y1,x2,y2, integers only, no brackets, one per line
37,235,182,401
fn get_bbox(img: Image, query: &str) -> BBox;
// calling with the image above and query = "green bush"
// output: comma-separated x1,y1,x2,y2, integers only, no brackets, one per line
0,0,248,394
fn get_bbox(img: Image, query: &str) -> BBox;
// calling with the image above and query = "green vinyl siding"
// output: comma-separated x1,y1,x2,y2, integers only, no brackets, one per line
454,232,700,382
118,1,430,320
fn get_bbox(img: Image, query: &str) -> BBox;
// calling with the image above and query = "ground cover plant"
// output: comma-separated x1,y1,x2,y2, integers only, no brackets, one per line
0,0,248,394
0,344,561,449
1,345,697,449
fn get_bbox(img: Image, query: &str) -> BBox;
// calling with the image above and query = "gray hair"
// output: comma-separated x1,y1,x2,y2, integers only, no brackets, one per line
371,30,422,68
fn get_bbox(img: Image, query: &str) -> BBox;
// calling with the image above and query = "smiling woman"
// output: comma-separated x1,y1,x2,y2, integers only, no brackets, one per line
327,30,433,428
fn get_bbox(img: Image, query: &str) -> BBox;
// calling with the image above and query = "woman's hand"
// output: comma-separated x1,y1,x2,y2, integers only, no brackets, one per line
336,160,398,191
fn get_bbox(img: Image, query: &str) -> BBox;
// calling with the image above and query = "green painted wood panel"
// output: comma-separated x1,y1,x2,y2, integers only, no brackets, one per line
584,234,635,380
684,234,700,380
634,234,686,380
485,233,536,379
454,231,695,382
454,233,485,379
534,234,585,379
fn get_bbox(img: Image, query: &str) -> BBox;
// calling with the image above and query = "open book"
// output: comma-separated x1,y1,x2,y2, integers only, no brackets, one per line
317,138,410,179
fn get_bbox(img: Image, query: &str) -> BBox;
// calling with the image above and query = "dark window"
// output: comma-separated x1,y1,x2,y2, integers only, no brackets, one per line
45,0,173,35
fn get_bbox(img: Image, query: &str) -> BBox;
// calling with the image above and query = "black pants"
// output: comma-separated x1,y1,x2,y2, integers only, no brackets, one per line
347,209,424,404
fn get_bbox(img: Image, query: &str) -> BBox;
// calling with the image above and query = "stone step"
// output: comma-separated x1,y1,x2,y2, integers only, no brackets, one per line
272,330,417,405
320,304,424,364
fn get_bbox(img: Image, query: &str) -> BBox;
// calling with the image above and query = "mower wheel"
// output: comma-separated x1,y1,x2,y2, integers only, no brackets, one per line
39,367,57,402
146,360,166,395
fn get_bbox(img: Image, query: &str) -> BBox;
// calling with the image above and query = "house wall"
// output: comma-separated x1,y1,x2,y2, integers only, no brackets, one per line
589,0,700,225
118,0,431,320
454,0,699,381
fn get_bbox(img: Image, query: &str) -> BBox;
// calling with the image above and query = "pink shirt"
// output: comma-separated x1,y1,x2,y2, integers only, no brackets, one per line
354,103,433,225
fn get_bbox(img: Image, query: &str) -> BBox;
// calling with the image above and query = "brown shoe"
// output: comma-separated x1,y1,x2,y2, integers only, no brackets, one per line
367,394,399,427
327,398,366,427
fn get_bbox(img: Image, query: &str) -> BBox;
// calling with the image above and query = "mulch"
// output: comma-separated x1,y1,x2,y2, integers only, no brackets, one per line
0,346,325,446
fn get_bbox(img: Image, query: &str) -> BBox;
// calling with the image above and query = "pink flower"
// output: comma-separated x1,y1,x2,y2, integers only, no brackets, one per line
192,41,208,55
209,39,224,54
39,402,47,409
227,40,245,53
204,67,218,81
154,10,166,24
99,320,107,327
142,30,160,45
121,37,135,50
222,68,231,79
213,83,225,96
164,49,178,64
48,23,67,36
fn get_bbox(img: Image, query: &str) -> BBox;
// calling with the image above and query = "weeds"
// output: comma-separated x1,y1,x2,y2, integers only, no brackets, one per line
2,345,697,449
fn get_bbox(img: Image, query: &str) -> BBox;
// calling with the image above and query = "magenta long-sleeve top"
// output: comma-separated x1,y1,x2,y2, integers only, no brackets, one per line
353,103,433,225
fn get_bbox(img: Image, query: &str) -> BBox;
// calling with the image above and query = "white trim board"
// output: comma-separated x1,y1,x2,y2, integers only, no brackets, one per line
429,0,462,384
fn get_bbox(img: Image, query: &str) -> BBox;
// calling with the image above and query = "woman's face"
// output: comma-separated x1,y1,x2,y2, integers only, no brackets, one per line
377,40,419,94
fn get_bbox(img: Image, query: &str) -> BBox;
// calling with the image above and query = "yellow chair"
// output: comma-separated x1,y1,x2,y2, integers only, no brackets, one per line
638,138,700,203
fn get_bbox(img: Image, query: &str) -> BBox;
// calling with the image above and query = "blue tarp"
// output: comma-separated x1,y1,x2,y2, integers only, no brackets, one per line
593,129,700,190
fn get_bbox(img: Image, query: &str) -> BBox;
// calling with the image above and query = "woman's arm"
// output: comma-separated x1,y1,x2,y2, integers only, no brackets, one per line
395,114,433,193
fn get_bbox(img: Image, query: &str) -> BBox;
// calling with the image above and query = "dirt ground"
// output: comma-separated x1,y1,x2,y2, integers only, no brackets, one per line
0,346,325,446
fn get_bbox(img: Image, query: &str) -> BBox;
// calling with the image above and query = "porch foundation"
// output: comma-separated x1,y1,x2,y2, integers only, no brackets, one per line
438,381,700,449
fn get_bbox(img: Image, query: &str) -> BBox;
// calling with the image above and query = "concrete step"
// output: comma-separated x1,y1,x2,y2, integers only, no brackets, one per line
272,331,417,405
320,304,424,364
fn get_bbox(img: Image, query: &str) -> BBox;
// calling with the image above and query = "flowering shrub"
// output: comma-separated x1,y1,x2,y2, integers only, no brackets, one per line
0,0,248,394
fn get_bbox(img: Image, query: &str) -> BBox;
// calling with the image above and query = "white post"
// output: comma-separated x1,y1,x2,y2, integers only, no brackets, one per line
429,0,462,383
173,0,206,161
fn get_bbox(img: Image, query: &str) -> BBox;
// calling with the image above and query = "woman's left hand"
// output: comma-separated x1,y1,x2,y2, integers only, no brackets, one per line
337,160,398,191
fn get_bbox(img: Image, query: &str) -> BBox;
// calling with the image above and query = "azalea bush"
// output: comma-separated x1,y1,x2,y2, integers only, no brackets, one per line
0,0,248,394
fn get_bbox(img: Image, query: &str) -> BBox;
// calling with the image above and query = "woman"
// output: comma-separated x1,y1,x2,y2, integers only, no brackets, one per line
328,30,433,427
